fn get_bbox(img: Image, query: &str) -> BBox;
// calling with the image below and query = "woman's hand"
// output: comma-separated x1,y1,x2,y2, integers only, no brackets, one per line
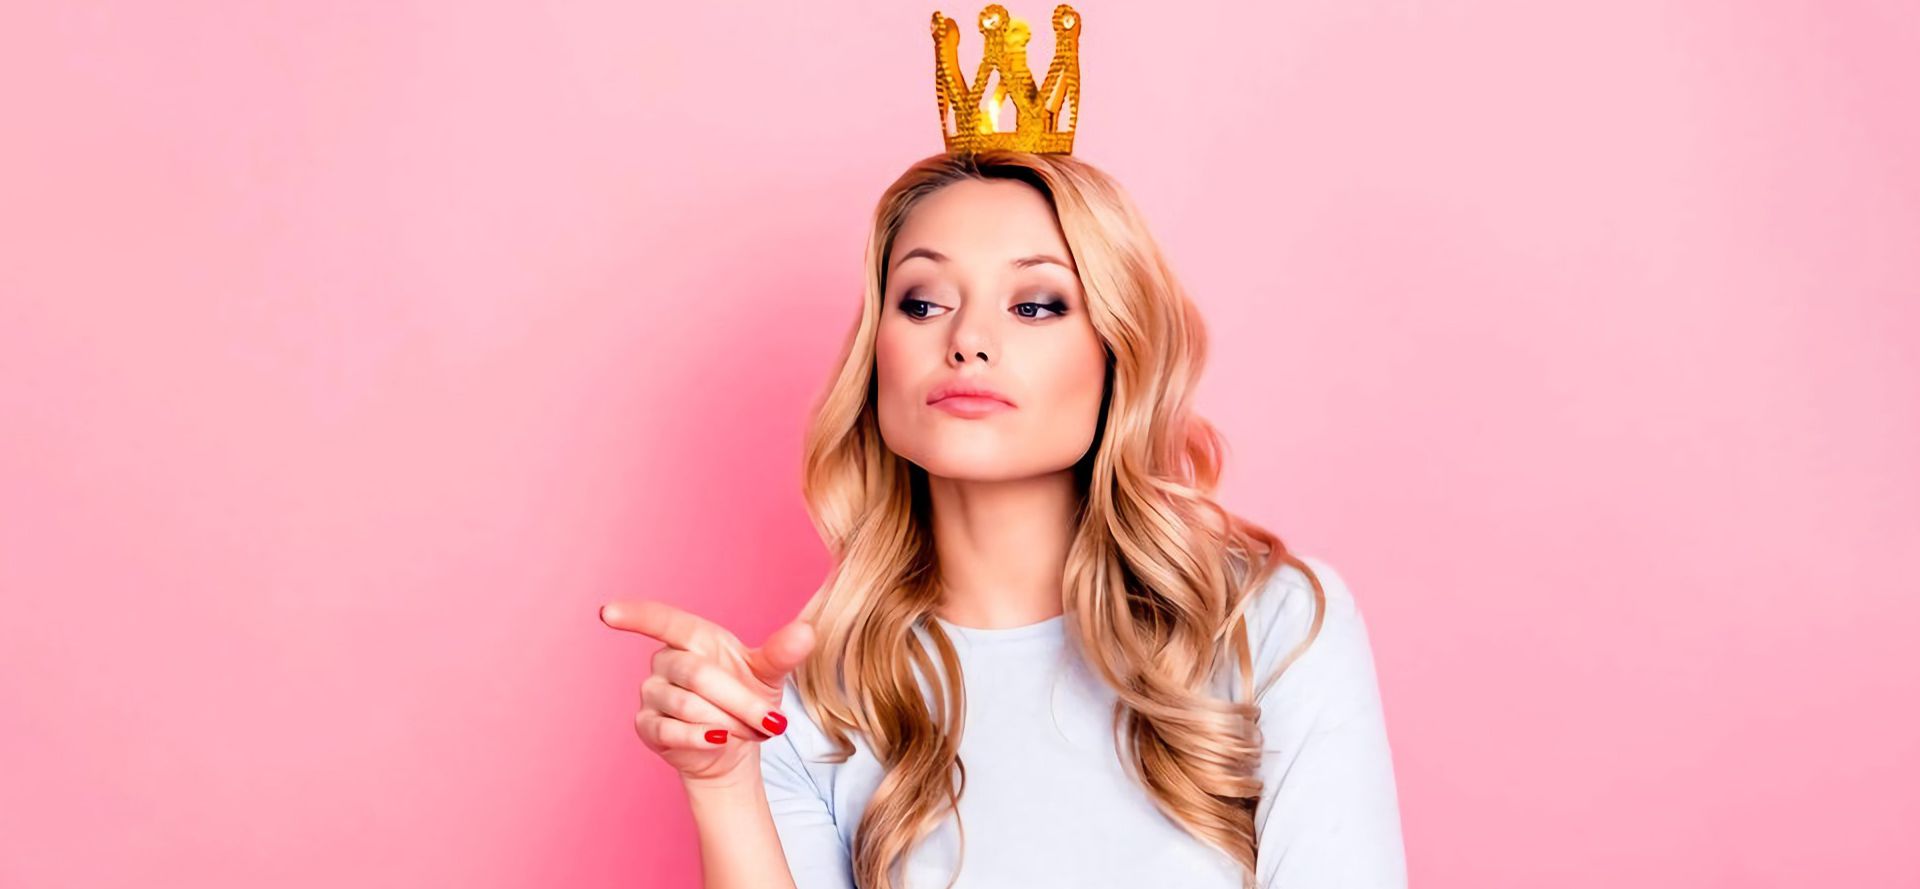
598,600,816,785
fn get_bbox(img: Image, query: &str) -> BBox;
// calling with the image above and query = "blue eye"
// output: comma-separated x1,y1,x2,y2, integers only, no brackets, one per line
1013,298,1068,319
895,291,1067,320
898,296,944,318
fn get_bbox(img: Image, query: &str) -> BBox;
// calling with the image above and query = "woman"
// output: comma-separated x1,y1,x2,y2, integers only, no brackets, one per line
599,149,1407,888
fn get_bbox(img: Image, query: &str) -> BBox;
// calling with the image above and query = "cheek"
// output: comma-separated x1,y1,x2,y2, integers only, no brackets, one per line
1032,331,1109,420
872,321,928,423
873,324,911,398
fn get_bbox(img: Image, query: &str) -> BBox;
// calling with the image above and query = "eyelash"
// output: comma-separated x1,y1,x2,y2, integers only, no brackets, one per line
896,293,1069,320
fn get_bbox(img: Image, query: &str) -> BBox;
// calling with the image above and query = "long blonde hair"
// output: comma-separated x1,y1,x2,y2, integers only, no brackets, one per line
792,149,1328,889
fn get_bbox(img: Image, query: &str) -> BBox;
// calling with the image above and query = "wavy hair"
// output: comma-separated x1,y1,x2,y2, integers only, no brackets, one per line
790,149,1328,889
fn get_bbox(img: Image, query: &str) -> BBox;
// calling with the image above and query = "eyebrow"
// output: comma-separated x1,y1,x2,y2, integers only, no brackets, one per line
891,247,1074,273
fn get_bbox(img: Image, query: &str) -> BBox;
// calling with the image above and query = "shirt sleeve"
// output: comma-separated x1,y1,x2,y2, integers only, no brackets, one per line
1249,555,1409,888
758,682,856,889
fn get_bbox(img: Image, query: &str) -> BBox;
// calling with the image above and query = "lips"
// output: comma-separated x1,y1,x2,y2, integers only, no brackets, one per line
926,381,1015,407
929,395,1013,417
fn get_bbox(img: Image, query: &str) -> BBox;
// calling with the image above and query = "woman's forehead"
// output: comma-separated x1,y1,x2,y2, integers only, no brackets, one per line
892,180,1069,266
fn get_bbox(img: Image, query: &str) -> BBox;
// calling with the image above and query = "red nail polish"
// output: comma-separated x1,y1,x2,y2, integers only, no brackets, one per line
762,711,787,735
705,729,728,745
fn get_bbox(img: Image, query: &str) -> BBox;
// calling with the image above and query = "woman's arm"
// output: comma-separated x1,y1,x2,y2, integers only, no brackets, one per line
682,688,854,889
1252,556,1409,888
681,754,801,889
755,696,857,889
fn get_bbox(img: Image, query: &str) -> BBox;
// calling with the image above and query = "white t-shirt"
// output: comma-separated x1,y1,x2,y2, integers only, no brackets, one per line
759,555,1407,888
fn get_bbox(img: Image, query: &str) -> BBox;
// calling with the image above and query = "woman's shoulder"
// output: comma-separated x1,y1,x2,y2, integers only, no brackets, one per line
765,672,863,771
1233,553,1376,703
1244,551,1360,636
771,674,827,747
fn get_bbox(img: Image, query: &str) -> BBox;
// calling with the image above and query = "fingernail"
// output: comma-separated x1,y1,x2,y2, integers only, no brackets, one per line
762,711,787,735
705,729,728,745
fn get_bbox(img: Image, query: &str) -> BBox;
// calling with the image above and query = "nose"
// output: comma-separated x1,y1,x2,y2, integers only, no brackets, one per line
946,298,995,366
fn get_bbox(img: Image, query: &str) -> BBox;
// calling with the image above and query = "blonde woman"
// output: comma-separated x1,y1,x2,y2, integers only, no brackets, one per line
600,148,1407,888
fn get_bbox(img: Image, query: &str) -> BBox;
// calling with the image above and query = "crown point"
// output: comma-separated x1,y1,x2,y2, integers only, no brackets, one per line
930,4,1081,156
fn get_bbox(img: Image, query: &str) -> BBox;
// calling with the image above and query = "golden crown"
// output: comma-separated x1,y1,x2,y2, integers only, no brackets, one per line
930,4,1081,156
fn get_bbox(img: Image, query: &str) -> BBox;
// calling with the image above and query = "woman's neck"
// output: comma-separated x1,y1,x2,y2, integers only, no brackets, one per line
925,469,1077,629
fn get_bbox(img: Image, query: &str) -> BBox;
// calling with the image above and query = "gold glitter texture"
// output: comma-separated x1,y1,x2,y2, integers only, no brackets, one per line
931,4,1081,155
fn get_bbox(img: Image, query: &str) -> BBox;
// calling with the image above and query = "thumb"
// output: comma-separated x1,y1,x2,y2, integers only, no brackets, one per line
744,617,816,690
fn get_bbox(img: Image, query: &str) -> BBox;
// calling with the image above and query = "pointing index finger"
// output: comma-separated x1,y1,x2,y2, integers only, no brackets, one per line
599,600,703,650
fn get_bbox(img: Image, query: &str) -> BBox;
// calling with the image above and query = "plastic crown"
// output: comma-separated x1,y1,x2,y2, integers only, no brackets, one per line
930,4,1081,155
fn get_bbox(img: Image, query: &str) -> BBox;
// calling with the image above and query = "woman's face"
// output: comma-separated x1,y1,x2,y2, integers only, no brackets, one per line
874,178,1108,482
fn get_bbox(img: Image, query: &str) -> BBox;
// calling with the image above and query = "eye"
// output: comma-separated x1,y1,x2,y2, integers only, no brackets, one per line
896,290,1067,321
897,294,949,319
1012,297,1069,319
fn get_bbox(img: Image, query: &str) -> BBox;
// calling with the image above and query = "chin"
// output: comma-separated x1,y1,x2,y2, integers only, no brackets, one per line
907,446,1083,484
910,457,1010,482
896,448,1005,482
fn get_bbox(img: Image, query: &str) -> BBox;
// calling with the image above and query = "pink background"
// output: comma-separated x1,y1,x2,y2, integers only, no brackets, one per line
3,1,1916,886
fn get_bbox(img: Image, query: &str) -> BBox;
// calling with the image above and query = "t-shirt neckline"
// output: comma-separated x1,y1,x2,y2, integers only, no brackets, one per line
930,612,1068,643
